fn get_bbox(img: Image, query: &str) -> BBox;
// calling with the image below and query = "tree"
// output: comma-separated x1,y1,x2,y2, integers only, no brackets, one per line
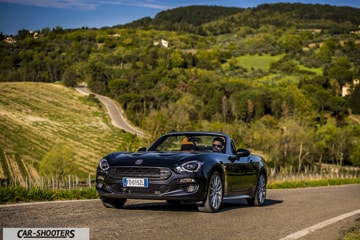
62,68,78,87
17,29,31,40
87,62,109,94
119,133,140,152
227,89,240,119
349,126,360,166
326,65,353,86
169,51,185,68
331,128,351,166
287,87,315,126
277,119,313,169
142,110,169,139
38,143,75,187
349,84,360,114
108,78,129,98
277,34,303,54
328,96,348,127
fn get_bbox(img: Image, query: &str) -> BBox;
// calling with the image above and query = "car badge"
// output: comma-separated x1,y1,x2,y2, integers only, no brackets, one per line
135,159,143,165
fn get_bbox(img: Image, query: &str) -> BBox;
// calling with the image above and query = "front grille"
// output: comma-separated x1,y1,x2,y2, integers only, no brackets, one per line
108,167,171,180
110,183,170,194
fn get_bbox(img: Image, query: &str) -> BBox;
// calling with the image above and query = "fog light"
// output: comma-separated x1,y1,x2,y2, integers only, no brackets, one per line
96,182,103,188
186,185,198,193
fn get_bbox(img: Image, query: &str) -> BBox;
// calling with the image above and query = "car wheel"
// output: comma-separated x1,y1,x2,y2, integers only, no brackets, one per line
100,198,127,209
197,171,223,213
247,172,266,206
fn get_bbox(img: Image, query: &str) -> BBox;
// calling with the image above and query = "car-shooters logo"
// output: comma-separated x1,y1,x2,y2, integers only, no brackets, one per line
3,228,89,240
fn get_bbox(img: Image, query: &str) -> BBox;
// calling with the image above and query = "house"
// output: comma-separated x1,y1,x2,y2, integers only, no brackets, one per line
342,79,360,97
5,37,16,44
108,33,121,38
153,39,169,48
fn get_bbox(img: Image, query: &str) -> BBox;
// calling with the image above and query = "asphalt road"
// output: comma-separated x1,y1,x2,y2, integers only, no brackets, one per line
1,185,360,240
75,85,148,138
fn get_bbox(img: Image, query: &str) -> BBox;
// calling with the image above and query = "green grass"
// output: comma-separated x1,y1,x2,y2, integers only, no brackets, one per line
342,219,360,240
238,54,284,70
0,187,97,204
256,73,300,86
298,64,323,75
268,178,360,189
222,54,284,71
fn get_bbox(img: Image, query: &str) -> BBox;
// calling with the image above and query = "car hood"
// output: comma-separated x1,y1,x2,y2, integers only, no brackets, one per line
105,151,200,167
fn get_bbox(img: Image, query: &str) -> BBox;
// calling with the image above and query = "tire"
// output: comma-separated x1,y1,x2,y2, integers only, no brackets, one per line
197,171,223,213
247,172,266,206
100,198,127,209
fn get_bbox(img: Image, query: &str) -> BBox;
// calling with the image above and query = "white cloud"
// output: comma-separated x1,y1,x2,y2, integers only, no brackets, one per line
0,0,171,10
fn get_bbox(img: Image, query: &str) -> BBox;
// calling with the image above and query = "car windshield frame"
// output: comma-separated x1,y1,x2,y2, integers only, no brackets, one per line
148,132,228,153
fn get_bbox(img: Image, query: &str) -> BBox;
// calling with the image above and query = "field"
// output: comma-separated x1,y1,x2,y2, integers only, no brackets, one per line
222,53,322,76
0,82,127,186
235,54,284,70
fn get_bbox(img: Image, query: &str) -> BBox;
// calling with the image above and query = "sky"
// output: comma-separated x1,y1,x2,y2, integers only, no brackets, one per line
1,0,360,36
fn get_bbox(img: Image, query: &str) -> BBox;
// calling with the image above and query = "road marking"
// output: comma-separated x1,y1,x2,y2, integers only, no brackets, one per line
279,209,360,240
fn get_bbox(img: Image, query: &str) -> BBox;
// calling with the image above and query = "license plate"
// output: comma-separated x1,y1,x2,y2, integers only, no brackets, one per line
122,177,148,188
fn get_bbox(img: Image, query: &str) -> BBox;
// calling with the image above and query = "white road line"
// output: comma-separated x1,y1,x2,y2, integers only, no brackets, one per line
279,209,360,240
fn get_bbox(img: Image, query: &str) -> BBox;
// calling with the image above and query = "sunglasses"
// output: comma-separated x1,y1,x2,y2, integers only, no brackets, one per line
213,144,222,148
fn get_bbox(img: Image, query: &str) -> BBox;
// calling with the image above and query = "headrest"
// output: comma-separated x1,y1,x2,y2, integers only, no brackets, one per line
182,138,194,145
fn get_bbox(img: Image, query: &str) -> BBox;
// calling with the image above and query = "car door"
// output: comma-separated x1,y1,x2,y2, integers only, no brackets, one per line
246,156,260,190
225,140,254,196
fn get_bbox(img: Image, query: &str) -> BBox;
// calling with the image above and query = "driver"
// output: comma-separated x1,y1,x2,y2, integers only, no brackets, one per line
212,137,225,153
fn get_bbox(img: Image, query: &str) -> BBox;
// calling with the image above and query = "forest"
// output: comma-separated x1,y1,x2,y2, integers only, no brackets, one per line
1,3,360,171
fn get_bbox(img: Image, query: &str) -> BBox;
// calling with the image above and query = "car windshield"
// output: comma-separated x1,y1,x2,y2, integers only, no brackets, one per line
151,134,226,153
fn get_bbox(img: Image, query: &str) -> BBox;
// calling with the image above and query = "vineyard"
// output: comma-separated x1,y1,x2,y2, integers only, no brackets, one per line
0,82,132,187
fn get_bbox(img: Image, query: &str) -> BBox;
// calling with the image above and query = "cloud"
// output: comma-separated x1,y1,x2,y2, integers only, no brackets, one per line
0,0,97,10
0,0,171,10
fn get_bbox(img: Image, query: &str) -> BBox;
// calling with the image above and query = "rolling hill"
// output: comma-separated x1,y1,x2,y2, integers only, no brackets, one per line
121,3,360,35
0,82,128,186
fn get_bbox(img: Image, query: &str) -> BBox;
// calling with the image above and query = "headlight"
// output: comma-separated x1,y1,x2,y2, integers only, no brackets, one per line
174,161,203,173
99,158,110,171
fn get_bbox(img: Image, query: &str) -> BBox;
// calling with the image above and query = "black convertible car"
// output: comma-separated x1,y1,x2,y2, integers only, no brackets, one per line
96,131,267,213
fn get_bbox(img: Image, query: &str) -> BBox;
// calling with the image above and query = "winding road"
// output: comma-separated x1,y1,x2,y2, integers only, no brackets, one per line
75,85,147,138
1,185,360,240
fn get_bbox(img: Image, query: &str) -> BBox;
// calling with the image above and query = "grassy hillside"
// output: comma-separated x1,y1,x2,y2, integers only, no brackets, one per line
0,82,127,185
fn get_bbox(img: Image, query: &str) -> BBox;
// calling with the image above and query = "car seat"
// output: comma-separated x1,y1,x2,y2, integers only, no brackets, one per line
181,138,196,151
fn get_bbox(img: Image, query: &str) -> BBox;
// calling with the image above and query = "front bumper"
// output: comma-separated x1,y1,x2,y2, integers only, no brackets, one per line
96,169,207,201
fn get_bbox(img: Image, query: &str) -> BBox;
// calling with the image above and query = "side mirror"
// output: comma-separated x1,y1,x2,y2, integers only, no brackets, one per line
138,147,147,152
236,148,250,158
